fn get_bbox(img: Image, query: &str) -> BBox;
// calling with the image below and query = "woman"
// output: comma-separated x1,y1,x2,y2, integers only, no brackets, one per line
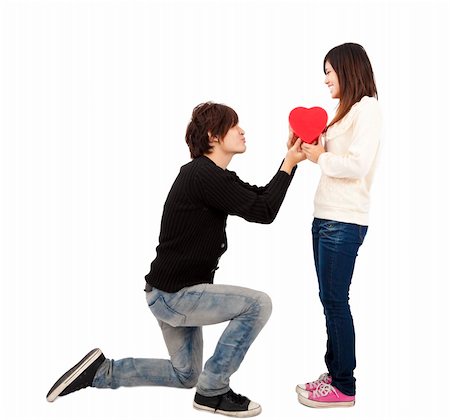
296,43,382,408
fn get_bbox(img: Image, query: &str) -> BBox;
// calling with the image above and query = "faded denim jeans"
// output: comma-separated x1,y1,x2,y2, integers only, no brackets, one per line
92,283,272,396
312,218,368,396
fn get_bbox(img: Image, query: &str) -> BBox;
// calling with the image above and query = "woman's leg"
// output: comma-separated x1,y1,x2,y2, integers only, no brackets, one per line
314,219,367,396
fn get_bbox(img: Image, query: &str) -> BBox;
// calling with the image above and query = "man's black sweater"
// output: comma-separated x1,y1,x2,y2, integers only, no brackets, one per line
145,155,297,292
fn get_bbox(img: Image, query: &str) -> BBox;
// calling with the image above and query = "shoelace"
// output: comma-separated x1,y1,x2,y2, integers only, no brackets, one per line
307,373,330,388
214,389,247,411
312,383,339,399
226,390,247,405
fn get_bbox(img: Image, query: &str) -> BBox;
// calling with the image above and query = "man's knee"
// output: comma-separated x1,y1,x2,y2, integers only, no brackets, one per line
255,291,272,323
177,369,201,389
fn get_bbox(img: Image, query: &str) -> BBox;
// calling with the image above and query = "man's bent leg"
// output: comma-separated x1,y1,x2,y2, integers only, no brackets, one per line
92,290,204,389
92,326,202,389
181,284,272,397
95,284,271,396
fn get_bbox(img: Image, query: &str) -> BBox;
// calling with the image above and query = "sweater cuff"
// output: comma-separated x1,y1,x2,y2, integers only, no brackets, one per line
290,164,298,177
317,152,329,170
278,159,297,177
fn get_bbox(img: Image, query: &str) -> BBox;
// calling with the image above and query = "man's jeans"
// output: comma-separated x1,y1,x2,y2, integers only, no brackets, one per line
92,283,272,396
312,218,368,396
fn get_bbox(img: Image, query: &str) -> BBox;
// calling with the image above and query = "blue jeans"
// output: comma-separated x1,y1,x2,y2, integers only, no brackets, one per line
92,283,272,396
312,218,368,396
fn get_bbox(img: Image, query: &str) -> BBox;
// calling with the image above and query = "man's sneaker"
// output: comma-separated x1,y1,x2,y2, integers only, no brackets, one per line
296,373,332,393
297,383,355,408
46,348,105,402
193,389,261,417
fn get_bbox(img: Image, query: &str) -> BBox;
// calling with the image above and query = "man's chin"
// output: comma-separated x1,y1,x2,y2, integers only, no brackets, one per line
230,147,246,157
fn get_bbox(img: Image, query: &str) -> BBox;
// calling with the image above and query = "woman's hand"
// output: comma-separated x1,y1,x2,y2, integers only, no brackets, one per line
301,136,325,163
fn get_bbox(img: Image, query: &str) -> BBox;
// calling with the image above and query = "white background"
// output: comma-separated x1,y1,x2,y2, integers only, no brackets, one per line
1,0,449,419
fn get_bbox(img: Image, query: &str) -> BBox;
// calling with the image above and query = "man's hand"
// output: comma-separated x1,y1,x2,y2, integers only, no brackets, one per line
281,138,307,174
287,127,299,149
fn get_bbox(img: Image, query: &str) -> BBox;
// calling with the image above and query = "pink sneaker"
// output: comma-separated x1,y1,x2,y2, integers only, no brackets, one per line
296,373,332,393
297,383,355,408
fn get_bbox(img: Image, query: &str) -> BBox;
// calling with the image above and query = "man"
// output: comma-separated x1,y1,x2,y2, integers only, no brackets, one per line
46,102,305,417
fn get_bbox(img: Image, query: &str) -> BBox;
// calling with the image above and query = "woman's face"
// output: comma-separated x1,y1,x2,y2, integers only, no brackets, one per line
324,61,340,99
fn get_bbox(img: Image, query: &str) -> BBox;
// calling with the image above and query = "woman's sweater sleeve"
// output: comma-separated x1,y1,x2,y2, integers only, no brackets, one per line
318,99,382,179
196,163,296,224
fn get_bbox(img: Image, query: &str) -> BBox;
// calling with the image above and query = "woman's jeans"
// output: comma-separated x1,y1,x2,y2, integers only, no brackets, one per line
312,218,368,396
92,283,272,397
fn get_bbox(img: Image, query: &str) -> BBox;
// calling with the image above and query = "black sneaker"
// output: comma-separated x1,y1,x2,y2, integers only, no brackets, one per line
46,348,105,402
193,389,261,417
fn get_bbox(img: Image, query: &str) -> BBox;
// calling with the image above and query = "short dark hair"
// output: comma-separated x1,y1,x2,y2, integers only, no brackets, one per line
185,102,239,158
324,43,378,127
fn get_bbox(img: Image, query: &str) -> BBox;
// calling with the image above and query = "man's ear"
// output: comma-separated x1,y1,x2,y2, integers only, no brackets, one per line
208,131,220,145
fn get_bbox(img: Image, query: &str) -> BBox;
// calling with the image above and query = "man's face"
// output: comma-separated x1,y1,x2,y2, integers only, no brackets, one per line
220,124,246,155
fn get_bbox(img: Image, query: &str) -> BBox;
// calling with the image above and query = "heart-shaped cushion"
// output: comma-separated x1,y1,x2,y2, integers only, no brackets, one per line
289,107,328,144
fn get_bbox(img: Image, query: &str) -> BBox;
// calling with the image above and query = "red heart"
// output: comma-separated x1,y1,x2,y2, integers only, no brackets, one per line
289,107,328,144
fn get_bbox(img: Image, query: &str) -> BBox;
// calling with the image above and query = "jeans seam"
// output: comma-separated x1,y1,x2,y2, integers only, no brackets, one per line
330,224,343,381
215,297,258,374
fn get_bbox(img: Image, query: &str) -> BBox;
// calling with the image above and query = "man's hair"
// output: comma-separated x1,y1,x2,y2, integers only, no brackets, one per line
324,43,378,127
185,102,239,158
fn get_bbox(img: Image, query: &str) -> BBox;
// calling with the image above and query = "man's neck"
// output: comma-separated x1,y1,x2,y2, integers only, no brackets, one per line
204,151,233,170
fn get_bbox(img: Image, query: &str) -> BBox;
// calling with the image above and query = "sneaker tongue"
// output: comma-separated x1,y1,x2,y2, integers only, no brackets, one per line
227,390,248,405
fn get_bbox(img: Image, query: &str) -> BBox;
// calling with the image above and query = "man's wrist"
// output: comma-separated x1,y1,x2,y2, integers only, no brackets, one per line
280,159,295,175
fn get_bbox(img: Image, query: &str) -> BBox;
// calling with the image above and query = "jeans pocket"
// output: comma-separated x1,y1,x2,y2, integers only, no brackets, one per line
148,295,186,327
321,220,340,240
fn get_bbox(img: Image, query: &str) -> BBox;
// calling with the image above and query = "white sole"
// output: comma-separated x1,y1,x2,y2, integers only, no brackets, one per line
193,402,262,418
295,385,306,394
297,393,355,408
46,348,103,402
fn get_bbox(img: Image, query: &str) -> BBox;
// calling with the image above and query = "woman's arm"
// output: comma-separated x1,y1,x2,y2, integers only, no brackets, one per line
303,99,381,179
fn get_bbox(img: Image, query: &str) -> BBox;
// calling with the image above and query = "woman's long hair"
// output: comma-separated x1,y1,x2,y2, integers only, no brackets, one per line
324,43,378,127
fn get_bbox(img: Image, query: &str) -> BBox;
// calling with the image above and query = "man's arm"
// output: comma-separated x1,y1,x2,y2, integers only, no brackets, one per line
196,139,304,224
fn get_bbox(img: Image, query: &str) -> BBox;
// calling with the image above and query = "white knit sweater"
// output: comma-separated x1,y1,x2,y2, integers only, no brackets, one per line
314,96,382,226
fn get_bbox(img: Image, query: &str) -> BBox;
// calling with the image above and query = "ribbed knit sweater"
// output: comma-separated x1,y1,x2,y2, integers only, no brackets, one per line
315,96,382,225
145,155,297,292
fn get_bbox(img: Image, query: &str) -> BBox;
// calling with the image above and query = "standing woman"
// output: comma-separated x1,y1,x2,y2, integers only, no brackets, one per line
296,43,382,408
